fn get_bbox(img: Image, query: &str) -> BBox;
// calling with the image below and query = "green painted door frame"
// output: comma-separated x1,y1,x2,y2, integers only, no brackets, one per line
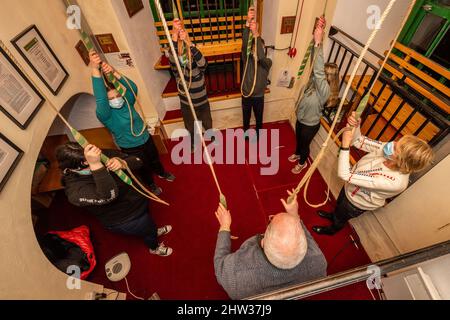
399,0,450,58
149,0,249,23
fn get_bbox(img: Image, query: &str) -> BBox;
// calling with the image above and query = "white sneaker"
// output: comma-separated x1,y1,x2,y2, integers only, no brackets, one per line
149,243,173,257
292,162,308,175
157,225,172,237
288,154,300,163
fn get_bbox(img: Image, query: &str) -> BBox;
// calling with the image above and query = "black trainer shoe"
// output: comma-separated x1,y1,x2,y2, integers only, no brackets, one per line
158,172,176,182
317,210,334,222
312,225,339,236
149,183,162,196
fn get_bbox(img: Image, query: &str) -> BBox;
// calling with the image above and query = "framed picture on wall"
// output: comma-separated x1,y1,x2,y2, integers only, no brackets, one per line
0,133,24,193
11,25,69,96
75,40,90,66
0,46,45,129
123,0,144,18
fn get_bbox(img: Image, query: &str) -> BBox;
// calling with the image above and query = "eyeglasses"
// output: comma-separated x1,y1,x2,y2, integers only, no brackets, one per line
267,215,275,226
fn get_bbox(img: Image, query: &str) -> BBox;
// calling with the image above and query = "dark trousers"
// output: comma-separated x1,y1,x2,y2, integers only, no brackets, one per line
295,121,321,165
242,96,265,134
121,136,165,186
106,210,158,250
180,102,213,146
331,189,366,231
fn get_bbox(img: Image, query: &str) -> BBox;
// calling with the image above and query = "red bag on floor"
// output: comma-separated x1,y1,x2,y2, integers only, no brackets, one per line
48,225,96,280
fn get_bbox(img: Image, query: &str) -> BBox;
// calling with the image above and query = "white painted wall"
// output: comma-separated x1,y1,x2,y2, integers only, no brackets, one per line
327,0,413,68
47,94,104,136
0,0,105,299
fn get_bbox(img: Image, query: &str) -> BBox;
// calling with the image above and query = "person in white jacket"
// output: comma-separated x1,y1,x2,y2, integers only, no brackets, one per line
313,112,434,235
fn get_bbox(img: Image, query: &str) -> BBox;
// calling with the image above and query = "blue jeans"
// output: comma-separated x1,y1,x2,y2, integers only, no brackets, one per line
106,210,158,250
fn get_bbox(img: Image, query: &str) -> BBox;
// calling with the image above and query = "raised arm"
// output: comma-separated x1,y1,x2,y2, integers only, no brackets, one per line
241,6,255,61
103,149,144,172
90,52,112,123
312,46,330,106
257,38,272,72
213,204,235,287
338,125,395,190
348,112,385,154
66,145,119,207
312,18,330,106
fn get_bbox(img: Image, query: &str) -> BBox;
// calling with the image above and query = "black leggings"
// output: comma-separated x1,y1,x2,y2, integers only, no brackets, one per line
242,96,265,134
331,188,366,231
295,121,320,165
121,136,166,186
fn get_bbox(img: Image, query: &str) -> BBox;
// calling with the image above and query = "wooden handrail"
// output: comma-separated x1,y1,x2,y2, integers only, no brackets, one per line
388,51,450,98
394,42,450,80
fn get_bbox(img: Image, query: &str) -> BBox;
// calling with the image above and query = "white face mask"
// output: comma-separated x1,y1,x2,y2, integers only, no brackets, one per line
109,97,125,109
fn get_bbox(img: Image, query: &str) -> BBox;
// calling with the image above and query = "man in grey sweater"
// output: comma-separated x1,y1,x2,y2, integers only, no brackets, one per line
214,191,327,300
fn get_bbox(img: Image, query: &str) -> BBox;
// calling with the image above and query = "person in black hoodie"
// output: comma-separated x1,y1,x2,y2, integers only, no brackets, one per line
56,142,173,256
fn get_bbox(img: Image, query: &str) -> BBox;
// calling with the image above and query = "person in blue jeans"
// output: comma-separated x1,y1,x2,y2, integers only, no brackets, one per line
89,51,174,196
56,142,173,256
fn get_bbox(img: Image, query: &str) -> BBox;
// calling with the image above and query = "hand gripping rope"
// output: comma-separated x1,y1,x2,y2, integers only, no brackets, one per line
240,0,259,98
171,0,193,96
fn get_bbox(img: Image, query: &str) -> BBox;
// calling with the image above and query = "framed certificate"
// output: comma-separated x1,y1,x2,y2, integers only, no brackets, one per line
12,25,69,96
0,133,24,193
0,46,44,129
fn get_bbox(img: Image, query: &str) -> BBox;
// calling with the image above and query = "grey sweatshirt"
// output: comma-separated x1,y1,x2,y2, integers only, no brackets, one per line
214,223,327,300
296,45,331,126
241,28,272,97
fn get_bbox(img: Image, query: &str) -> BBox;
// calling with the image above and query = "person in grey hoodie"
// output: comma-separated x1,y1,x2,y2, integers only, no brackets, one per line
289,17,340,174
241,6,272,140
213,191,327,300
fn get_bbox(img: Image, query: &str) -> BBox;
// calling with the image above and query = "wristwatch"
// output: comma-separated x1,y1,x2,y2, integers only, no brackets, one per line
340,147,350,151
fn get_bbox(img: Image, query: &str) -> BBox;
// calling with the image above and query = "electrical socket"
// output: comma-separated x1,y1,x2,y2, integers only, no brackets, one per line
85,292,96,300
85,291,105,300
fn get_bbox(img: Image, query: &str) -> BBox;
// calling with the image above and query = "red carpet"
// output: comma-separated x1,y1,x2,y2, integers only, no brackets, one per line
35,121,375,300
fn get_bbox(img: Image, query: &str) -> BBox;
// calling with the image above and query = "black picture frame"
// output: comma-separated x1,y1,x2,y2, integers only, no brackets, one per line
123,0,144,18
0,46,45,130
0,133,24,193
11,25,69,96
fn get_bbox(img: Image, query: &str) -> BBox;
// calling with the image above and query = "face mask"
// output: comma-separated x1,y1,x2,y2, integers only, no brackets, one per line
74,168,92,176
109,97,125,109
64,167,92,176
383,141,395,160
